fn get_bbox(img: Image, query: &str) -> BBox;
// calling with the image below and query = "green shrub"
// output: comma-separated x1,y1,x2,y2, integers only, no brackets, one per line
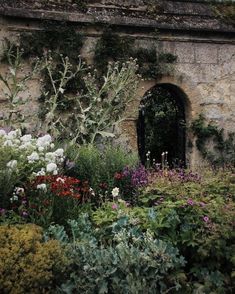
66,144,138,197
93,170,235,293
0,224,68,293
47,215,185,293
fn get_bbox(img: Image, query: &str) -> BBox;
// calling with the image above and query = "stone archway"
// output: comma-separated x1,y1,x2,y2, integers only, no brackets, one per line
120,76,199,167
137,83,188,167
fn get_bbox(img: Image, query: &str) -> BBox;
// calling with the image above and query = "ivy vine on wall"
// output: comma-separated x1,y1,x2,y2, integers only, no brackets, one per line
94,30,177,79
191,115,235,167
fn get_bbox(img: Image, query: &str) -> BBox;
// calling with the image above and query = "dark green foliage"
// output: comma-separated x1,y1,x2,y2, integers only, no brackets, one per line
18,21,85,113
94,30,133,75
65,144,138,201
138,86,185,166
94,31,177,79
191,115,235,167
93,171,235,293
19,21,83,60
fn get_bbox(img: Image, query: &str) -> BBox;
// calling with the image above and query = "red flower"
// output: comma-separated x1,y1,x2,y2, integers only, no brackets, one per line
114,172,123,180
31,175,91,202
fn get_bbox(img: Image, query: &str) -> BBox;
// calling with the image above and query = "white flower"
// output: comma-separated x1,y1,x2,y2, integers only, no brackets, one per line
38,146,44,152
7,160,17,169
0,129,6,136
7,130,19,139
46,162,58,174
3,140,13,147
54,148,64,157
50,143,55,149
36,168,46,176
15,187,24,195
37,183,47,191
10,195,18,202
112,187,119,197
56,177,65,183
21,134,32,143
36,134,52,148
19,142,33,149
27,151,40,163
45,152,56,162
14,139,21,145
89,187,95,196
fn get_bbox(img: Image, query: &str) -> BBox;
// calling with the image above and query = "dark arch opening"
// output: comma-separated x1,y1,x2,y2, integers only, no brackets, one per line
137,84,187,167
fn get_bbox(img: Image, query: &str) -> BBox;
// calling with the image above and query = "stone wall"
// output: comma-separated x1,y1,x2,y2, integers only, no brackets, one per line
0,0,234,168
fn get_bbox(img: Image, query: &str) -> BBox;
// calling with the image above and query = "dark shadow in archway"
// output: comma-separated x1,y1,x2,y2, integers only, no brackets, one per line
137,84,187,167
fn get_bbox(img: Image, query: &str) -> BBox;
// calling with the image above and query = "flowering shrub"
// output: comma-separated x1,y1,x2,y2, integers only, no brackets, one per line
6,175,92,227
149,167,201,183
32,176,90,202
0,129,65,209
65,144,139,203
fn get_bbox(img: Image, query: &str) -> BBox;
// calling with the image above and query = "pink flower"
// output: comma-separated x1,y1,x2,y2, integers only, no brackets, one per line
203,216,209,223
112,203,118,210
187,198,194,206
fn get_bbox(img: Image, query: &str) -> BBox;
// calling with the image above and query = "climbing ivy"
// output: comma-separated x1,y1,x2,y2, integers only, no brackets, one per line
94,30,177,79
17,21,86,113
19,21,84,60
191,115,235,167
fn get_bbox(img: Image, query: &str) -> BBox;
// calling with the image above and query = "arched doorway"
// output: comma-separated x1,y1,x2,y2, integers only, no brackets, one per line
137,83,187,167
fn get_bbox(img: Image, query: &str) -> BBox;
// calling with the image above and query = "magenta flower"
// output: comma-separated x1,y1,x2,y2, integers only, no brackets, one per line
22,211,28,217
187,198,194,206
112,203,118,210
203,216,209,223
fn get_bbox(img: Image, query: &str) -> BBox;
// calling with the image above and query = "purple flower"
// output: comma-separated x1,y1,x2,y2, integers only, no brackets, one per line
131,165,148,188
22,211,28,217
0,208,6,215
203,216,209,223
187,198,195,206
123,166,131,177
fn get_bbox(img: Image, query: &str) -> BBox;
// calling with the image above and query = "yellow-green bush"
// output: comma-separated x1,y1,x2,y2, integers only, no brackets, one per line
0,224,68,294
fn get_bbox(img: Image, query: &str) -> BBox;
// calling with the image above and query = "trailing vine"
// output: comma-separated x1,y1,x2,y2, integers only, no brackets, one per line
191,115,235,167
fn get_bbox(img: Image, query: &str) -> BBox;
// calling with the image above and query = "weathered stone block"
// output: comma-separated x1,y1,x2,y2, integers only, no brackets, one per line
174,42,195,63
195,43,218,64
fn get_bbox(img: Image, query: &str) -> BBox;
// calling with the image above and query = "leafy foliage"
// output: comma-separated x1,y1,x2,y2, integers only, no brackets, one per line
65,144,139,202
39,54,139,144
94,31,177,79
48,215,185,294
0,42,39,128
93,169,235,293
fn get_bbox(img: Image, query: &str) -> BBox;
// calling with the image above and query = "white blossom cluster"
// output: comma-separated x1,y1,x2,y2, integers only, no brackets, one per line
0,129,65,176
